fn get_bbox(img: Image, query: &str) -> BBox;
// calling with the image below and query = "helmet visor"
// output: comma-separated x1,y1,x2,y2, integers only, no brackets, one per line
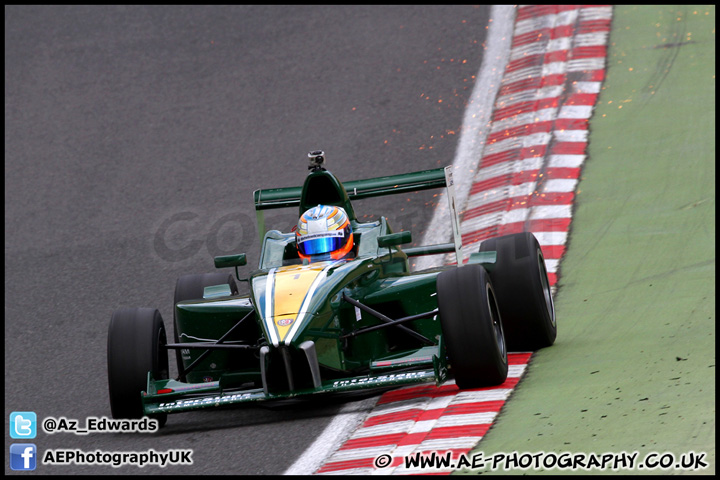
297,230,347,256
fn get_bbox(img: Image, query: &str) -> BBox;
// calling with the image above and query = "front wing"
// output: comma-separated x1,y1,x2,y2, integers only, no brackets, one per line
143,350,448,415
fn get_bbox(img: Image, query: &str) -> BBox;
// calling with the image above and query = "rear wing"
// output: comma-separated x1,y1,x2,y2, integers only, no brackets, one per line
255,168,445,210
253,166,464,265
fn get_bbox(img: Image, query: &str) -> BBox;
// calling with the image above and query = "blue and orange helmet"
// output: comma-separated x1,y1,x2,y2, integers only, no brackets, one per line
296,205,354,261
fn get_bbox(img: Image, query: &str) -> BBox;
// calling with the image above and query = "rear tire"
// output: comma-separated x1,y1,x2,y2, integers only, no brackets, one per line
107,307,169,426
436,264,508,388
479,232,556,351
173,273,238,381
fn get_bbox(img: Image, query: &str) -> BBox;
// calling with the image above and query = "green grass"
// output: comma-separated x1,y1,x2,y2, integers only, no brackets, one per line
459,5,715,475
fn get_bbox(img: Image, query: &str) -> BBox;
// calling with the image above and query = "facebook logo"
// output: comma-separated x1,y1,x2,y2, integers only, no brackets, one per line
10,411,37,439
10,444,37,471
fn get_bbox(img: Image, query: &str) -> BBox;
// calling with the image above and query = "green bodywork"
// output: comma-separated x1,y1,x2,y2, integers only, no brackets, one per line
142,166,490,415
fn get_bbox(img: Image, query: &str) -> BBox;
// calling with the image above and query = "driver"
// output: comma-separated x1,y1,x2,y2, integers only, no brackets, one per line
296,205,354,261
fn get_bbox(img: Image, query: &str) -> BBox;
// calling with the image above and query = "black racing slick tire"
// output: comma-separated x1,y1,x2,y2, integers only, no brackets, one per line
107,307,169,426
173,273,238,381
436,264,508,389
479,232,557,351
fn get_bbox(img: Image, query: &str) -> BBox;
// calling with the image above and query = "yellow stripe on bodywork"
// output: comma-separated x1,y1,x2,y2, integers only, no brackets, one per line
271,264,325,342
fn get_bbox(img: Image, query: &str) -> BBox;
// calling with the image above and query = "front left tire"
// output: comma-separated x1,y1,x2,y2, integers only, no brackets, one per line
107,307,169,426
436,264,508,388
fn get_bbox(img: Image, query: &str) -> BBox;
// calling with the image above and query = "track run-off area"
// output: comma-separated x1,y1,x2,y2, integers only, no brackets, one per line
290,5,715,475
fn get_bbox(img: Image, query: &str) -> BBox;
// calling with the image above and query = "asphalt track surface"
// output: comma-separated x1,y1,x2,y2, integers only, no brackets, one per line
462,5,715,474
5,5,492,475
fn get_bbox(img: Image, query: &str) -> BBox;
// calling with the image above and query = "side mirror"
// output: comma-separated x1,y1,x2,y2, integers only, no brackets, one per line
377,231,412,248
214,253,247,269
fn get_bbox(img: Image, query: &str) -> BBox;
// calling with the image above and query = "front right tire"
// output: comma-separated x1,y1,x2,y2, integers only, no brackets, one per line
479,232,557,351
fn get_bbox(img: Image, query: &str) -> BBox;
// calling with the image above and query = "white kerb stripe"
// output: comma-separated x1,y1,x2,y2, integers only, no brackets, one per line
542,178,578,193
558,105,594,118
549,154,585,168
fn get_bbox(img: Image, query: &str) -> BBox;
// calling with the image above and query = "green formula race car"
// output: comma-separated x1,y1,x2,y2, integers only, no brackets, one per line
107,151,556,426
